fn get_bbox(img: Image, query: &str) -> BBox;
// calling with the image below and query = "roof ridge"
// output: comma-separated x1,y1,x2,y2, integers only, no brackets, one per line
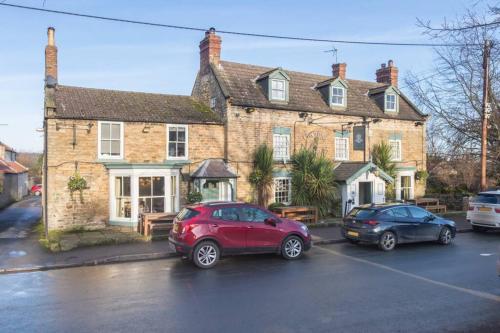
57,85,196,99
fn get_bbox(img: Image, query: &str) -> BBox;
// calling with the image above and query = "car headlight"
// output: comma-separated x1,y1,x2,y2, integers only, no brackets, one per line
300,224,309,233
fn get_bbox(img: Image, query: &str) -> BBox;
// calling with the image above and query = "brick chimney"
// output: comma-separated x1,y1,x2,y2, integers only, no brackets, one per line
45,27,58,85
332,63,346,80
199,27,221,74
375,60,398,87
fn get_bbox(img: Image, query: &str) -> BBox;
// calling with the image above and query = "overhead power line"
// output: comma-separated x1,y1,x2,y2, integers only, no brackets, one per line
0,2,476,47
426,20,500,32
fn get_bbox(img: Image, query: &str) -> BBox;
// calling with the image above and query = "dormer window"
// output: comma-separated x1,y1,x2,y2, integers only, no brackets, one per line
331,86,345,106
385,93,397,111
271,79,286,101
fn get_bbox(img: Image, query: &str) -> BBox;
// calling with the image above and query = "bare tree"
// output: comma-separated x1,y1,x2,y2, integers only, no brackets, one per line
405,5,499,186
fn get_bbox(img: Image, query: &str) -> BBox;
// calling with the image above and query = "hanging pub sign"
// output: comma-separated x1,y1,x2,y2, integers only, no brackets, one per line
353,126,365,151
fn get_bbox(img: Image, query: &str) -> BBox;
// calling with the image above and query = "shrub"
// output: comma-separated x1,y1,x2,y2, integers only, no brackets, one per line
249,144,274,207
290,146,338,218
187,191,203,204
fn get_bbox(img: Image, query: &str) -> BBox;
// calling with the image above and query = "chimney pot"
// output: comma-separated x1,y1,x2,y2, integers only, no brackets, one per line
388,59,394,67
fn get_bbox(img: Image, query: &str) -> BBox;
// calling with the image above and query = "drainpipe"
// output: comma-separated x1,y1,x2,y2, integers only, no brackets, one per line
43,117,48,239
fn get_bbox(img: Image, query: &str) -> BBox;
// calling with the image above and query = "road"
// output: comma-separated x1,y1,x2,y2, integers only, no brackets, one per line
0,232,498,333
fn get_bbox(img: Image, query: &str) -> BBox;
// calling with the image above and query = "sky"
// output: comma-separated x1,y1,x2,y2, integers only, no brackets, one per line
0,0,493,152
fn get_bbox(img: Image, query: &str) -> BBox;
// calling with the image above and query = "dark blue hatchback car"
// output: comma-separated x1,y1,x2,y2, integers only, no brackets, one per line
342,204,456,251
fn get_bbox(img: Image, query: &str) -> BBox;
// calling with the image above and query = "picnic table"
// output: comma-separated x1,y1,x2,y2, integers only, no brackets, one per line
413,198,447,213
271,206,318,224
138,212,177,237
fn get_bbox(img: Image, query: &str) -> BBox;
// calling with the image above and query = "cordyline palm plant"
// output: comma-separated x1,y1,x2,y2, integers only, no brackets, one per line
249,144,274,207
371,141,396,200
291,146,338,218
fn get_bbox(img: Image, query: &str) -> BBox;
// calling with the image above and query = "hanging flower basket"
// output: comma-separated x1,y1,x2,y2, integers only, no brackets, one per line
68,172,87,203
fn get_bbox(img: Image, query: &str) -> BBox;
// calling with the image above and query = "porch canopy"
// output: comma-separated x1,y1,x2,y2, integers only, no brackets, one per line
334,162,393,185
191,159,238,202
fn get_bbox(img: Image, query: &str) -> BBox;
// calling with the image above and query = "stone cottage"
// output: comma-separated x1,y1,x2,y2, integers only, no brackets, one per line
43,27,427,230
0,141,29,208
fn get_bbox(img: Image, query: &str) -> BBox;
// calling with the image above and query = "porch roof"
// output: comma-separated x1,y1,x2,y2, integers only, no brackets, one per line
334,162,393,184
191,159,238,179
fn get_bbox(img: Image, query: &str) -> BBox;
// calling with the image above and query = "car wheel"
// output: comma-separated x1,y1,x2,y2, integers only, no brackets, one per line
438,227,453,245
192,241,219,269
282,236,304,260
378,231,397,251
34,191,41,196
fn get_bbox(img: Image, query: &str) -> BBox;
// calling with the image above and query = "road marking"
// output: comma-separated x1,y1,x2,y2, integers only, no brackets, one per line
316,246,500,303
480,253,494,256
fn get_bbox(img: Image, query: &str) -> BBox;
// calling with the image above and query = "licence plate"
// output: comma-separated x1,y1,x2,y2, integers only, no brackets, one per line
347,231,359,237
479,207,491,212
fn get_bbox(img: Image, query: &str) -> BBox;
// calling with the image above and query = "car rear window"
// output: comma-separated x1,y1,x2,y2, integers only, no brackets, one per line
348,208,377,218
176,208,200,221
470,194,500,204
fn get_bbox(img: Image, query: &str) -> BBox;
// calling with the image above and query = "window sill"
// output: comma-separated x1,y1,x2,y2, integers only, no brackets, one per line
97,158,127,163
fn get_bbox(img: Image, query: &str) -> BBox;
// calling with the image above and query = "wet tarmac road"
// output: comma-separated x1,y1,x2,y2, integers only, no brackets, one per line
0,232,498,332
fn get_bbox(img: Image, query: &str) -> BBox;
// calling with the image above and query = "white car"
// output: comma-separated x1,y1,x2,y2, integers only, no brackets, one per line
467,190,500,231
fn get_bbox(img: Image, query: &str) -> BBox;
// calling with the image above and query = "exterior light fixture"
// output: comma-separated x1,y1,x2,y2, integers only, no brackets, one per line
414,121,424,127
245,107,255,114
143,125,151,133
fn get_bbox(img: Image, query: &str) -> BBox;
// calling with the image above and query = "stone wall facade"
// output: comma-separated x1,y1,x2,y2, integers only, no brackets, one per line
45,118,224,230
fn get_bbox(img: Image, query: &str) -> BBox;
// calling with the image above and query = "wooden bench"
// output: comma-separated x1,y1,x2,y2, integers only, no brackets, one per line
271,206,318,224
138,213,176,237
414,198,447,213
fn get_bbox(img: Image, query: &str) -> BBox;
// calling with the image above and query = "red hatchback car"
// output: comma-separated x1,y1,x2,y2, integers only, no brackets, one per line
169,202,312,268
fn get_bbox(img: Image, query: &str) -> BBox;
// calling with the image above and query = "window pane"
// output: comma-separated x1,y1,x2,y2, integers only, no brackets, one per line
152,197,165,213
101,123,110,139
217,207,239,221
390,207,410,218
177,143,186,157
274,178,291,204
101,140,110,155
116,198,131,218
111,124,121,140
139,198,151,214
177,128,186,142
169,128,177,142
168,142,177,157
123,177,131,196
110,140,120,155
273,134,289,160
408,207,429,219
139,177,152,196
153,176,165,196
115,177,122,196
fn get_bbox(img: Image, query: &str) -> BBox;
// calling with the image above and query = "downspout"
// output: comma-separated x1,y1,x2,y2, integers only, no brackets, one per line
43,117,48,239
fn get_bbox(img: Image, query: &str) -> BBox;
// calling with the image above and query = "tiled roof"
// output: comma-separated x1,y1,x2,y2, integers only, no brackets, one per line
0,160,28,174
214,61,426,121
51,85,222,124
191,159,238,178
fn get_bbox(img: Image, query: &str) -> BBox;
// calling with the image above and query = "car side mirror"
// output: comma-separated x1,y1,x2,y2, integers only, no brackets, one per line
264,218,277,226
425,215,435,222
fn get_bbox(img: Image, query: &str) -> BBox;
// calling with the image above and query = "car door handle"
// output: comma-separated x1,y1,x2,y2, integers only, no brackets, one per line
210,224,218,227
247,225,254,229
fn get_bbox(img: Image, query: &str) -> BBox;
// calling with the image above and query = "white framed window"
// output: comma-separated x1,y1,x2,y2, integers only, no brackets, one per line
98,121,124,159
271,79,286,101
167,124,188,160
385,93,397,111
114,176,131,219
335,137,349,161
274,177,291,205
331,86,345,106
210,97,216,110
389,139,402,161
138,176,166,214
273,134,290,161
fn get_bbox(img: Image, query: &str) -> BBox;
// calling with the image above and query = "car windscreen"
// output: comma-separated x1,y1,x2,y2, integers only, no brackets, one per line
176,208,200,221
347,208,377,218
470,194,500,204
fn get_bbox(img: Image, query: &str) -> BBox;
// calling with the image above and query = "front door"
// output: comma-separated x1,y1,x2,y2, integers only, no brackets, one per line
358,182,373,205
238,207,282,251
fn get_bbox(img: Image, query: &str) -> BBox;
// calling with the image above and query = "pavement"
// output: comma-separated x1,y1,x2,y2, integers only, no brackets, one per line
0,197,473,273
0,232,498,332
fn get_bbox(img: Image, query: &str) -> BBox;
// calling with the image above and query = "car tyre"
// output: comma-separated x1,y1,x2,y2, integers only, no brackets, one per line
378,231,397,251
192,240,220,269
281,235,304,260
438,226,453,245
34,191,41,196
